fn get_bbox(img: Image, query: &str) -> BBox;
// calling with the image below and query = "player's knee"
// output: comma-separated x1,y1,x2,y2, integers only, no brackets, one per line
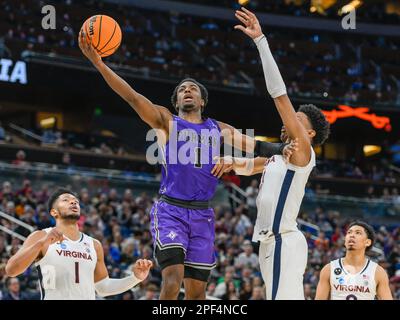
162,277,182,296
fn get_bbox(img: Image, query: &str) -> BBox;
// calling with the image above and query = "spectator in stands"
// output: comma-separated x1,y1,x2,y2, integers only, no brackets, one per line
249,286,264,300
138,284,158,300
205,281,217,298
245,179,258,208
234,240,258,270
12,150,29,168
2,277,29,300
221,280,239,300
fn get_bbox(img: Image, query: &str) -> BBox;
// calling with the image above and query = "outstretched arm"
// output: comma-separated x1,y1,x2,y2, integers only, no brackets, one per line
217,121,298,160
212,156,266,178
79,31,172,132
315,264,331,300
234,8,311,166
93,240,152,297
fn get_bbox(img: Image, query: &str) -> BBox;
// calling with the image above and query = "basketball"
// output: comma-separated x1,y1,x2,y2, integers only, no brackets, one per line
82,15,122,57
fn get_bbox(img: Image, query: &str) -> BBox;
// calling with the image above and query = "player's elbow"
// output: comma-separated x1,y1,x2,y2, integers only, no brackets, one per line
5,260,19,277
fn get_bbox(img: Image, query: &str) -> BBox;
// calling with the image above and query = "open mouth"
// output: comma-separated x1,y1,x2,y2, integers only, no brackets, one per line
70,207,79,212
183,94,193,102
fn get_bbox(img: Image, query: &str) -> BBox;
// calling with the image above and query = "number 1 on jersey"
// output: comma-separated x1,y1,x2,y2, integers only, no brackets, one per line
194,147,202,168
75,262,80,284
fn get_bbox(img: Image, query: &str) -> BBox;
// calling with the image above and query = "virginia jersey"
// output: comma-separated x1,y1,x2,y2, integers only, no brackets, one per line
253,147,316,241
330,258,377,300
35,228,97,300
159,115,221,201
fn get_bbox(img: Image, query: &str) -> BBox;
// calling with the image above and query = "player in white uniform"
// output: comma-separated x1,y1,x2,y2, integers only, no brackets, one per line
213,8,330,300
316,221,392,300
5,188,153,300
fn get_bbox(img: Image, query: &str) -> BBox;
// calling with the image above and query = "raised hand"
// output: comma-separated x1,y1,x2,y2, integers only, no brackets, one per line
42,228,64,247
132,259,153,281
78,29,102,67
283,138,299,164
234,7,263,39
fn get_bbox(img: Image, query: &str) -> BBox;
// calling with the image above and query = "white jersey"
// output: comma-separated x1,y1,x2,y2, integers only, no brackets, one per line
330,258,377,300
253,147,316,242
35,228,97,300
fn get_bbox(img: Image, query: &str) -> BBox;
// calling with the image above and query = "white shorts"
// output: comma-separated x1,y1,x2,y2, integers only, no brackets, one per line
258,230,308,300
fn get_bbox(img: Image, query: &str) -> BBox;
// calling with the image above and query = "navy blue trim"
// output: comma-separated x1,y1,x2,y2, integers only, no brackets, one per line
79,233,84,242
272,234,282,300
360,259,370,274
36,266,45,300
272,170,295,234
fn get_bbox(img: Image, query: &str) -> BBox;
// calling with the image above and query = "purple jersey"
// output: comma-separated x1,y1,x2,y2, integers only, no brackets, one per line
159,115,221,201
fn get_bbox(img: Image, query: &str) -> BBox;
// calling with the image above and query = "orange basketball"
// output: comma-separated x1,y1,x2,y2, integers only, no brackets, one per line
82,15,122,57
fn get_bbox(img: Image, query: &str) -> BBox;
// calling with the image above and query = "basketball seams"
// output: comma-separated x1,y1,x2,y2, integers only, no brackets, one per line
98,40,121,57
97,21,117,53
94,15,103,49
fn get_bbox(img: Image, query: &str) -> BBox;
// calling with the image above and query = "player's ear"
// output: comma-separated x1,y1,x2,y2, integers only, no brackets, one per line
365,239,372,248
308,129,316,139
50,208,58,219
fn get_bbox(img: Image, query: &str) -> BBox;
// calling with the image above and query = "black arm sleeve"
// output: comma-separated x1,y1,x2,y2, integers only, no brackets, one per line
254,141,287,158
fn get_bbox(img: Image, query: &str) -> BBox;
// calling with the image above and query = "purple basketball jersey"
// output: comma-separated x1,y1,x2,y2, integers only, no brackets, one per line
159,115,221,201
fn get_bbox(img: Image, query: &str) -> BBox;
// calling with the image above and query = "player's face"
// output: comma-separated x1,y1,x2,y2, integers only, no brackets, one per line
296,112,316,142
345,225,371,251
54,193,80,221
176,81,204,112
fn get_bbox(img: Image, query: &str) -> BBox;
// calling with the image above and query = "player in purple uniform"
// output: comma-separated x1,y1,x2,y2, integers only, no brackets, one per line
79,32,297,300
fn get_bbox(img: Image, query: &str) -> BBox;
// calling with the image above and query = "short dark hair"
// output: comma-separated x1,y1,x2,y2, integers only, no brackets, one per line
348,220,375,250
47,188,77,212
298,104,330,145
171,78,209,112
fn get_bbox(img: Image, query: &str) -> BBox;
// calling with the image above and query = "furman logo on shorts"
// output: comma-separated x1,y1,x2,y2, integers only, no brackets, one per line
167,231,177,240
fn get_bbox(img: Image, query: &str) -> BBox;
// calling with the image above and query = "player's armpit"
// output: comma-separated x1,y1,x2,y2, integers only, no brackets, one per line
315,264,331,300
375,265,393,300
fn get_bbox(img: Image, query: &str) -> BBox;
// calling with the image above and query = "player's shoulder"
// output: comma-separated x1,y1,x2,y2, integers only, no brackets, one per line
26,229,47,241
374,263,388,278
91,237,103,251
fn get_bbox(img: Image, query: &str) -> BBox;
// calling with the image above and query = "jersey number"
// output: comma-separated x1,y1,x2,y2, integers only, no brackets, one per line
75,262,80,283
194,147,202,168
41,265,56,290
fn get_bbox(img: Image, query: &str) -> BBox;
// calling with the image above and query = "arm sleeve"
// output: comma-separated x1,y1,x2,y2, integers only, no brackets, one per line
253,34,287,98
254,140,287,158
94,274,141,297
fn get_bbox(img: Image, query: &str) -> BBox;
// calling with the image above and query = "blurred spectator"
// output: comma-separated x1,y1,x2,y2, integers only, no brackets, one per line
245,179,258,208
234,240,258,270
2,278,29,300
249,286,264,300
138,284,158,300
12,150,29,168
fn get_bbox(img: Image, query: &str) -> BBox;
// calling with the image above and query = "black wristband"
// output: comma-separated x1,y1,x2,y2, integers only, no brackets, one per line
254,140,288,158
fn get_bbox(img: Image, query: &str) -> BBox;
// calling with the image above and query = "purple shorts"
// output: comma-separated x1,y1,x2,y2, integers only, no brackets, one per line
150,200,216,270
